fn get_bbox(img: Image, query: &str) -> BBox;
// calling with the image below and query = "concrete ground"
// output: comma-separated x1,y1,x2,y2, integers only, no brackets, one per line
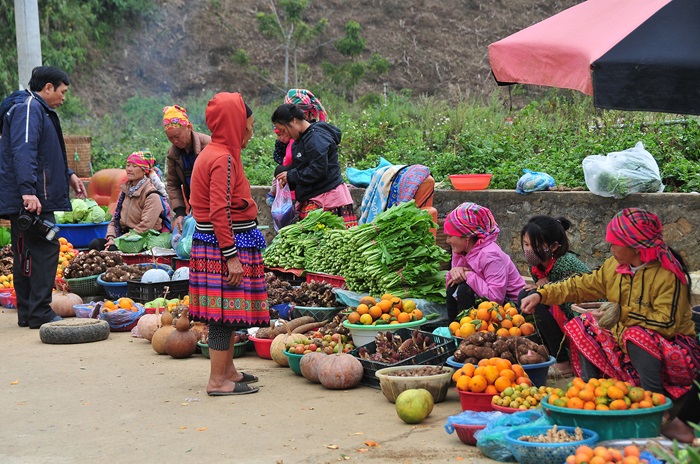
0,306,505,464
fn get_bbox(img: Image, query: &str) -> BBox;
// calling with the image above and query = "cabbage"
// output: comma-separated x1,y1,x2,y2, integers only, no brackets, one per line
84,198,98,209
71,199,88,221
62,211,74,223
86,206,106,223
54,211,66,224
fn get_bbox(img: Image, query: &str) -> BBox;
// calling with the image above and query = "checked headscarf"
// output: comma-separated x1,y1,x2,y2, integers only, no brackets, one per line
284,89,327,122
126,151,155,174
444,202,500,240
605,208,686,284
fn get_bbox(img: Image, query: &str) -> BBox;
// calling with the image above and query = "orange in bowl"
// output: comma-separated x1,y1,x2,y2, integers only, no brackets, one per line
449,174,493,190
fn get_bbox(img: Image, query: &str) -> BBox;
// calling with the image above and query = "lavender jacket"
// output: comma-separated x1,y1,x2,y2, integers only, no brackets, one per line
447,237,525,304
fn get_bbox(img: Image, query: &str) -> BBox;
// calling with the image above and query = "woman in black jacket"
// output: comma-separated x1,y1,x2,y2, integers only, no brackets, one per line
272,104,357,228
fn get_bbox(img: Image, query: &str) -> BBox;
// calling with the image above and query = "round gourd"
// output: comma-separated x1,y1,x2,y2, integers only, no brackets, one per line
50,290,82,317
165,309,197,359
317,353,363,390
300,351,327,383
142,269,170,284
151,311,175,354
171,267,189,281
270,321,306,366
136,313,160,341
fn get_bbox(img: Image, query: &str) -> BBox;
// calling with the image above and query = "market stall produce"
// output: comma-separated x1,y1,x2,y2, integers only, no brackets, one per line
264,201,449,302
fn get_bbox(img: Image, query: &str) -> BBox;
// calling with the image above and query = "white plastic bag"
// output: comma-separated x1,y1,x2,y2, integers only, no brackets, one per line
271,180,296,231
582,142,664,199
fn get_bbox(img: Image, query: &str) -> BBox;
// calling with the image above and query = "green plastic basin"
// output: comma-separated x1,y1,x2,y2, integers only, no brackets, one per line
542,394,672,440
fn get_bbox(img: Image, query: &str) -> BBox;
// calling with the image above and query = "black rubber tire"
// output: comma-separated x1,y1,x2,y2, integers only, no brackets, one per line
39,319,110,344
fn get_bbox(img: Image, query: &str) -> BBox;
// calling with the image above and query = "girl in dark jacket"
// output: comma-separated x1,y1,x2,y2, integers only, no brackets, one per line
271,104,357,228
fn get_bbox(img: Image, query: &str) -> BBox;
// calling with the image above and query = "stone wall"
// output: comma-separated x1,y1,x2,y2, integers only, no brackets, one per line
252,187,700,272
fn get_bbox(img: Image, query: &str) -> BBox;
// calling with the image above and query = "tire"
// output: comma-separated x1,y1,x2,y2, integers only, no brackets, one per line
39,319,110,344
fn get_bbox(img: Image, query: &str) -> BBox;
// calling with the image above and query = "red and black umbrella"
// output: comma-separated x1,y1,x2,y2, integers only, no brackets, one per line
488,0,700,115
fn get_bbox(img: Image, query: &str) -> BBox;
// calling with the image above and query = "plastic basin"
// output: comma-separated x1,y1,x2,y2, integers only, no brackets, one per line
446,355,464,369
505,425,599,464
522,356,556,387
283,351,304,375
542,395,672,440
449,174,492,190
457,388,495,412
249,336,273,359
342,318,426,348
453,423,486,446
374,365,454,403
57,222,109,248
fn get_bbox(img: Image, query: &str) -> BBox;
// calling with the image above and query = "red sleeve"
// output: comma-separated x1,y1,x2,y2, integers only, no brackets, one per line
209,155,237,258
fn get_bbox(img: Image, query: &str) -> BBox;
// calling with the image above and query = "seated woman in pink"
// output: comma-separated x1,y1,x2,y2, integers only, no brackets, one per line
444,202,525,321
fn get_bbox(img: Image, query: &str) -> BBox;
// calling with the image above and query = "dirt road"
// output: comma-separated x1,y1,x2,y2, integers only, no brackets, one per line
0,307,498,464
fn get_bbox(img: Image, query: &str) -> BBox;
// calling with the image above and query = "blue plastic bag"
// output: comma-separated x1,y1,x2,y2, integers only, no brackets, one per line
516,169,556,194
176,215,195,259
346,157,393,188
444,410,504,434
475,409,553,461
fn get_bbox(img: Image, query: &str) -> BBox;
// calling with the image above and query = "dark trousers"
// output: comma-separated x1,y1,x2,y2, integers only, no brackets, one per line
446,283,477,321
517,288,569,362
578,341,664,393
11,213,60,328
676,376,700,424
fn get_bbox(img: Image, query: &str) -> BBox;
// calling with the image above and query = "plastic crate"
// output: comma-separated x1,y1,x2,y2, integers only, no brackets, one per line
172,258,189,270
350,328,456,389
126,279,189,303
305,272,346,289
120,254,174,266
266,267,305,286
292,305,344,322
66,275,103,296
56,222,109,248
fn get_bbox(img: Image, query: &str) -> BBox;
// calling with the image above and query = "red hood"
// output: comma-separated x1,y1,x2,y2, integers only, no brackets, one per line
205,92,246,151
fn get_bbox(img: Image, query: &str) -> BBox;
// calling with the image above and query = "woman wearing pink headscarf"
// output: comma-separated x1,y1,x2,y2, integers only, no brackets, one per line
444,202,525,321
521,208,699,400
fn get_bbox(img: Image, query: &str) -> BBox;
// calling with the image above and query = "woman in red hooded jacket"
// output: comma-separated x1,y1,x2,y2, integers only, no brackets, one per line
188,92,268,396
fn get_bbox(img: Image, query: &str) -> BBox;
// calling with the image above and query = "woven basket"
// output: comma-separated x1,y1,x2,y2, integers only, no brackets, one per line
66,275,103,296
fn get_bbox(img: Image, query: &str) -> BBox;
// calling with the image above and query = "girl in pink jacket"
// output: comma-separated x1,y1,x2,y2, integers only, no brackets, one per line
445,202,525,321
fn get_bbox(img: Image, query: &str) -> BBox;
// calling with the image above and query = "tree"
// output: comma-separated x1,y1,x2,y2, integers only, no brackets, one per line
323,21,389,101
256,0,327,87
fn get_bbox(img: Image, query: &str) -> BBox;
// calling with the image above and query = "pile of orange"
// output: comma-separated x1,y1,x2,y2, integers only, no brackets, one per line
56,237,78,279
548,377,666,411
448,301,536,338
346,294,423,325
0,274,13,289
453,357,532,394
565,444,643,464
101,297,138,313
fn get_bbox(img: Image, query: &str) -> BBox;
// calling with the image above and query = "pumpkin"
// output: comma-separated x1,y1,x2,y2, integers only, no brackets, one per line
50,280,82,317
136,311,160,341
270,321,306,367
300,351,327,383
151,310,175,354
317,353,363,390
165,309,198,359
50,290,82,317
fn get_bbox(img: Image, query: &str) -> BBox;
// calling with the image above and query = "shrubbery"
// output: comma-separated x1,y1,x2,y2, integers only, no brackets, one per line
62,89,700,193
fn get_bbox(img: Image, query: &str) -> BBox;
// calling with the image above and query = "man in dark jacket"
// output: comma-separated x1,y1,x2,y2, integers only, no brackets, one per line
0,66,86,328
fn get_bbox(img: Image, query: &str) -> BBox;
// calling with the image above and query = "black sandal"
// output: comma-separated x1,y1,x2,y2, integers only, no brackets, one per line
208,383,259,396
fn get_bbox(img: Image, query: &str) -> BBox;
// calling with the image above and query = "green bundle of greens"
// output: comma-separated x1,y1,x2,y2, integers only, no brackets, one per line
262,209,346,269
339,201,449,301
